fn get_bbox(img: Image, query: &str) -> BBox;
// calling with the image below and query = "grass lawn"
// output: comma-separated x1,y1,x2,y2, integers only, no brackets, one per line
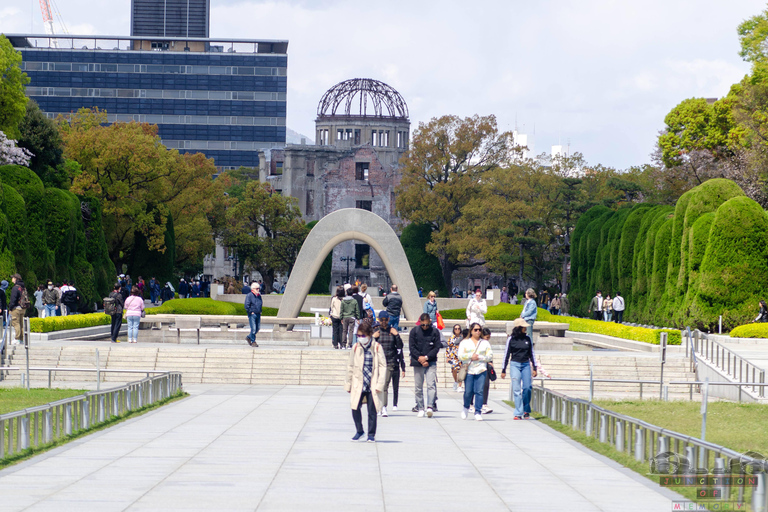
0,388,87,415
594,400,768,456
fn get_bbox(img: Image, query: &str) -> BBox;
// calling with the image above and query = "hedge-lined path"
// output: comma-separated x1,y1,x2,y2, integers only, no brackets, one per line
0,384,682,511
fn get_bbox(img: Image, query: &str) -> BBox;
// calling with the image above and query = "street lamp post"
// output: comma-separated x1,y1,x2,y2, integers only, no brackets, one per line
340,256,354,284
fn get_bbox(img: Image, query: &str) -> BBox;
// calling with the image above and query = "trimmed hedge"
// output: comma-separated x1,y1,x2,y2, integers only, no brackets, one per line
729,323,768,338
147,298,311,317
30,313,110,333
439,303,556,322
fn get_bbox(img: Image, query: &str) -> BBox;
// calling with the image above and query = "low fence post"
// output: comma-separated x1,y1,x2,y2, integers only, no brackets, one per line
20,415,29,450
634,428,644,461
599,414,607,443
65,404,72,435
615,421,624,452
685,446,697,474
713,458,727,500
43,410,52,443
586,406,593,436
753,473,768,512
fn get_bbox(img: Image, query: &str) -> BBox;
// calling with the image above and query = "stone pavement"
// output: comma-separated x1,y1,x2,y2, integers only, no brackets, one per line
0,385,683,512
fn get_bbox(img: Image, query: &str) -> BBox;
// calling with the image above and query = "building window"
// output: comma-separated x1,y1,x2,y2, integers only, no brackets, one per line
371,131,378,147
306,190,315,216
355,162,369,181
382,131,390,147
356,200,372,211
337,129,344,141
355,244,370,269
306,159,315,177
397,131,402,148
273,161,283,175
318,129,329,145
354,129,361,145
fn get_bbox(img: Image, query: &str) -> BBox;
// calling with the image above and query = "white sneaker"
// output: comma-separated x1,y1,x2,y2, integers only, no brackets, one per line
392,406,398,411
426,408,433,418
381,407,388,417
417,410,425,418
475,414,483,421
457,386,463,393
452,382,458,392
482,405,493,414
461,408,468,420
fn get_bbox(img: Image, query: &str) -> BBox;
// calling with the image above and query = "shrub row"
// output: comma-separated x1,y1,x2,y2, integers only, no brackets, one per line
728,323,768,338
146,298,309,317
30,313,110,333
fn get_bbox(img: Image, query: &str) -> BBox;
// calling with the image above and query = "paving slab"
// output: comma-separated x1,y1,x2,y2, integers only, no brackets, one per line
0,384,684,511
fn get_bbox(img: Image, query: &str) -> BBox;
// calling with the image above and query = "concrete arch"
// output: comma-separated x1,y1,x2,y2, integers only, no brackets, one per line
277,208,421,322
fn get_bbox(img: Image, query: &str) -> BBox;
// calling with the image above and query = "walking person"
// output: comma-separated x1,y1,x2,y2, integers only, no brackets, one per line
372,311,403,417
549,294,561,316
59,280,74,316
423,291,438,325
458,322,493,421
330,286,344,349
588,290,603,321
340,287,360,349
160,282,175,303
755,300,768,322
8,274,28,344
521,288,538,338
382,284,403,331
603,295,613,322
245,282,263,347
500,318,537,420
612,291,625,323
480,327,495,414
124,286,145,343
500,286,510,304
43,280,60,317
409,313,441,417
466,289,488,327
345,322,387,442
108,283,124,343
560,293,569,316
446,324,464,392
34,284,44,318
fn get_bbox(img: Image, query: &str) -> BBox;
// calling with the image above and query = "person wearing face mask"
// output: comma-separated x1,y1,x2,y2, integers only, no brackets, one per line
42,281,59,318
34,285,44,318
345,322,387,443
409,313,441,418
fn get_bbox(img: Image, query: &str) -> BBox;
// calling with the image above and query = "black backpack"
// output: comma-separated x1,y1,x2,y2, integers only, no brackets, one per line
62,290,78,305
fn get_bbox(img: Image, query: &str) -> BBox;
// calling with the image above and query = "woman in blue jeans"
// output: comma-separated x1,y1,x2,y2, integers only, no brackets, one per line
458,322,493,421
501,318,537,419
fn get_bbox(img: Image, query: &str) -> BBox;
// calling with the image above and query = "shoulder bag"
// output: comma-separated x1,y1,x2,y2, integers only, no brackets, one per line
457,341,481,383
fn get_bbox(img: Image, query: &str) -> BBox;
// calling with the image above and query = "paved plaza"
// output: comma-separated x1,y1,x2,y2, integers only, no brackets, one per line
0,384,683,511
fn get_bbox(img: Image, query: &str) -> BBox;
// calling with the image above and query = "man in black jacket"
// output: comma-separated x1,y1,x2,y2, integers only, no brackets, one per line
373,311,403,417
9,274,26,343
409,313,441,418
382,284,403,331
108,283,125,343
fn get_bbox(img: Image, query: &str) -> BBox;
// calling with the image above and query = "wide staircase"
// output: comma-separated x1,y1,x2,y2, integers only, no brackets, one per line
0,344,698,399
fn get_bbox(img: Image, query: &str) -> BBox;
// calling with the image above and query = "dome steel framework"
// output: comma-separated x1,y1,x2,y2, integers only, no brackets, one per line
317,78,409,120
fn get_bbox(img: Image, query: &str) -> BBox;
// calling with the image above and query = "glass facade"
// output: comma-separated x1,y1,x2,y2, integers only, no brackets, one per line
13,37,287,169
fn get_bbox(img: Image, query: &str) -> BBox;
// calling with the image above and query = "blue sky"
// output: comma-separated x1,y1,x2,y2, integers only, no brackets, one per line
2,0,765,169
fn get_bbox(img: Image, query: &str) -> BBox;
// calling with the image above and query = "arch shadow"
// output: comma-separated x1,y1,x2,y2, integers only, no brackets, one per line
277,209,421,323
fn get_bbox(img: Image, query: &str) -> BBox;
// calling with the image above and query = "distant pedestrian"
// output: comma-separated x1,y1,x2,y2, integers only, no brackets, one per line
59,280,74,316
137,276,145,297
340,287,360,349
423,291,438,324
501,318,537,420
409,313,440,417
500,286,509,304
149,277,158,304
588,290,603,321
549,294,560,316
511,294,518,305
34,284,44,317
241,282,250,294
108,283,125,343
9,274,28,344
382,284,403,331
603,295,613,322
458,322,492,421
560,293,569,316
0,280,7,324
520,288,538,338
124,286,145,343
345,321,386,443
466,289,488,327
244,282,263,347
755,300,768,323
372,311,403,417
179,278,189,298
612,291,625,324
446,325,464,392
330,286,344,349
161,282,175,302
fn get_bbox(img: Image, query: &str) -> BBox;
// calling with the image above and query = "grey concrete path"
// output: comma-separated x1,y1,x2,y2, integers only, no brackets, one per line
0,385,682,512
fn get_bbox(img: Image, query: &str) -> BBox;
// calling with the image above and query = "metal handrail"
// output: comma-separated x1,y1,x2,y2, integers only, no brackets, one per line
688,329,766,398
0,372,183,461
0,366,173,390
531,385,768,510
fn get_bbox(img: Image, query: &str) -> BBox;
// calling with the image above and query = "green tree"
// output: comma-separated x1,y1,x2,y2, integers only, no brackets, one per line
0,36,29,139
306,220,332,294
17,101,66,187
400,223,449,297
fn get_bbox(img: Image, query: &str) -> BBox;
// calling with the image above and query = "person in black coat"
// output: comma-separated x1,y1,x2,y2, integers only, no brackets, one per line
408,313,441,417
501,318,538,419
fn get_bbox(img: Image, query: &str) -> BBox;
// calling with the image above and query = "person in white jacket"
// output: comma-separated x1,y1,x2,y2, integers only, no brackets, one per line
466,289,488,327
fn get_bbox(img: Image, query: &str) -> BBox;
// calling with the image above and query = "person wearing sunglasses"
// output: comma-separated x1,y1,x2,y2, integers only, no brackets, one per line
345,322,387,442
458,322,493,421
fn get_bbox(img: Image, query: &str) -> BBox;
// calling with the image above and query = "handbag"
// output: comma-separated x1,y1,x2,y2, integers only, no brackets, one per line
487,363,497,382
436,312,444,330
457,340,482,383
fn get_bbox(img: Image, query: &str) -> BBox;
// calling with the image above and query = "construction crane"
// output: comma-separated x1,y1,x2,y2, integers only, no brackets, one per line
38,0,68,48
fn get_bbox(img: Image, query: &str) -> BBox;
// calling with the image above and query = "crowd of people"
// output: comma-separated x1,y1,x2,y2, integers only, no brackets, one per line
587,290,626,323
342,282,541,442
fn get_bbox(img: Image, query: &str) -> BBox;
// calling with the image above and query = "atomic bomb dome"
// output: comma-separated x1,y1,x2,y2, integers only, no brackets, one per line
317,78,409,120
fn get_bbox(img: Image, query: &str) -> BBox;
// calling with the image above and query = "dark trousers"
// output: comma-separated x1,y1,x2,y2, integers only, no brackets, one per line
331,317,342,348
593,310,602,321
391,367,400,407
614,310,624,323
483,367,491,405
110,314,122,341
352,390,377,437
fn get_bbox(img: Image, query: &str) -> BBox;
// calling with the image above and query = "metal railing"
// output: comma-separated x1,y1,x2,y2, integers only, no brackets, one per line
1,367,173,390
688,329,766,398
0,372,182,462
531,385,768,511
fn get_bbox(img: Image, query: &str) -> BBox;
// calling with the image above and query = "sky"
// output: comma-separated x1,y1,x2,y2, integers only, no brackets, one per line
1,0,766,169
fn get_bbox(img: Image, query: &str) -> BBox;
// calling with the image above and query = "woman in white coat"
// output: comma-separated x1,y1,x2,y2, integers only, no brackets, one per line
345,322,387,442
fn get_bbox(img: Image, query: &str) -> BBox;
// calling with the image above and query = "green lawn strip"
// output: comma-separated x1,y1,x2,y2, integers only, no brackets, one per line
146,298,313,317
517,399,764,507
593,400,768,457
0,388,87,415
0,390,188,469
